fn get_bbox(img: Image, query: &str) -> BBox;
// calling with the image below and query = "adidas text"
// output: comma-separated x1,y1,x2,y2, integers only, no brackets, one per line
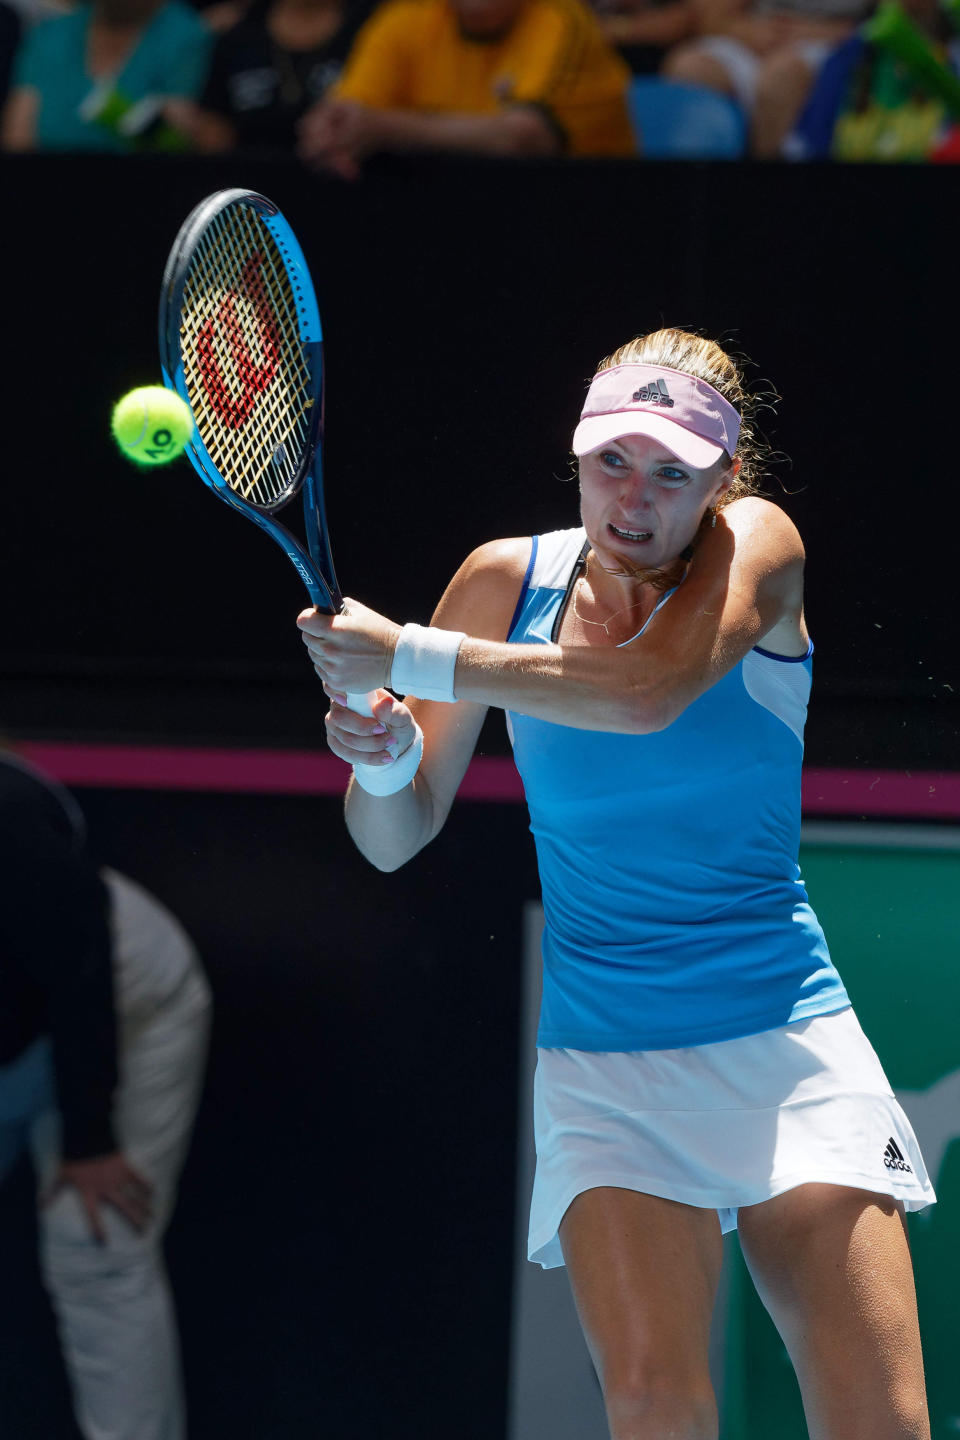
632,378,674,407
883,1138,913,1174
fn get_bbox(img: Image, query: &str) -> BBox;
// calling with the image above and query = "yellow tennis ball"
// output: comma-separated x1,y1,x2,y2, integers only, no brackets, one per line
111,386,193,466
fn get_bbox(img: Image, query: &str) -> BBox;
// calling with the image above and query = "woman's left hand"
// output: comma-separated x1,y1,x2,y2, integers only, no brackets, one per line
297,599,402,693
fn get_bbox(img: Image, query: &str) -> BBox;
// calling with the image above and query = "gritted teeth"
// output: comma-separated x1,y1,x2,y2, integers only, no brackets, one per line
610,523,653,541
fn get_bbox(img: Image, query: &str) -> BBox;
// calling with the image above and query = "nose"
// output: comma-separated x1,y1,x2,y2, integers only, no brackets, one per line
618,471,653,513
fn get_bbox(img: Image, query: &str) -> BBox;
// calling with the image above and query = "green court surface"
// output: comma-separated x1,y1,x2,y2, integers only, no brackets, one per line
723,837,960,1439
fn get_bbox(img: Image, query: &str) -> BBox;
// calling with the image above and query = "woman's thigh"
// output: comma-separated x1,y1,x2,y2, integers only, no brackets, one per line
737,1183,929,1440
559,1186,723,1436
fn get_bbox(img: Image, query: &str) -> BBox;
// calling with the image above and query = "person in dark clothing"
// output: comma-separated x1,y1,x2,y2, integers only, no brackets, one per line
170,0,369,152
0,751,210,1440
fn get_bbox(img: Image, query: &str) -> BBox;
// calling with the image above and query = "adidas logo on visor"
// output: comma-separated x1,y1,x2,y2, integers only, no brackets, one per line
631,377,674,408
883,1137,913,1173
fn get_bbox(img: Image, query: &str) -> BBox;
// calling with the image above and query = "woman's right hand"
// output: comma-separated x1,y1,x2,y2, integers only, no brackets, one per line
323,685,419,770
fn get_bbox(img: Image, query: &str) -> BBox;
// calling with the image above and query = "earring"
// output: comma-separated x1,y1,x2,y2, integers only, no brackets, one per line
709,508,717,528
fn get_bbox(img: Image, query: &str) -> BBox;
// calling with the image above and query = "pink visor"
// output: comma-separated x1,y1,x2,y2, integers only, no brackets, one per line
572,363,740,469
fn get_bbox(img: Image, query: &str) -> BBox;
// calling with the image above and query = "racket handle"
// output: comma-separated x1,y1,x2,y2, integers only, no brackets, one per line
346,691,377,717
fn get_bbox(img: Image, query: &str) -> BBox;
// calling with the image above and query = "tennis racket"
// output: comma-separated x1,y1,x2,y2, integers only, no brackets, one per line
158,187,374,716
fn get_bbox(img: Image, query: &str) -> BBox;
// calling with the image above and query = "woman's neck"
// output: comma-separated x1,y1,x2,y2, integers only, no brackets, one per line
588,550,687,602
570,554,685,648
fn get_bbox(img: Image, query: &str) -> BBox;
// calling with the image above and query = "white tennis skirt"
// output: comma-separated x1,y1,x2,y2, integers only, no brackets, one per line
528,1006,936,1269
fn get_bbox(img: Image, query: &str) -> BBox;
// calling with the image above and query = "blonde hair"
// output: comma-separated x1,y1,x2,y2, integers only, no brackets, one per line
596,327,774,509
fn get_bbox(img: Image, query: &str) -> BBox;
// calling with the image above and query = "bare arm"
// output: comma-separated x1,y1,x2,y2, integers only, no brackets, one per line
453,499,805,729
350,104,561,156
298,98,560,176
600,2,697,48
325,537,530,871
301,498,806,736
689,0,751,31
702,9,852,48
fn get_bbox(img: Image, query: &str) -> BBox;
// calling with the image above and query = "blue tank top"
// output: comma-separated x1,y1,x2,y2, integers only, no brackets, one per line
506,527,849,1051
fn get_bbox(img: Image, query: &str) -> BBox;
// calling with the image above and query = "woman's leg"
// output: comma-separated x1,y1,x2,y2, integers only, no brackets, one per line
559,1186,724,1440
737,1184,930,1440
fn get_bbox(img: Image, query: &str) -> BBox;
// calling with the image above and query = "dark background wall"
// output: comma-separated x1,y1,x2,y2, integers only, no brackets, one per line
1,785,535,1440
1,153,956,1439
2,153,957,763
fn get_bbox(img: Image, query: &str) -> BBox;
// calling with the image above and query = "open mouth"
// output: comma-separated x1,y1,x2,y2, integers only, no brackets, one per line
610,523,653,542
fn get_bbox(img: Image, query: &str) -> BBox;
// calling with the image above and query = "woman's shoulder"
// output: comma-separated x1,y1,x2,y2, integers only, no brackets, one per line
456,535,533,582
429,536,532,635
713,498,807,646
458,526,585,575
720,496,805,563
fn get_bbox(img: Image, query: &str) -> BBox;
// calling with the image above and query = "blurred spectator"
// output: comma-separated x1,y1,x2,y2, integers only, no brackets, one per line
660,0,867,153
593,0,699,75
170,0,370,152
0,1,20,109
0,0,212,151
297,0,637,175
789,0,960,157
0,750,210,1440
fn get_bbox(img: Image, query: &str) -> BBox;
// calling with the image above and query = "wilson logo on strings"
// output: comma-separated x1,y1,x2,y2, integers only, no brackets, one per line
196,252,280,428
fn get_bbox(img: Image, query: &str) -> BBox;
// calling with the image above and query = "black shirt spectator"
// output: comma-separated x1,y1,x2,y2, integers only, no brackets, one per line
176,0,370,151
0,755,116,1159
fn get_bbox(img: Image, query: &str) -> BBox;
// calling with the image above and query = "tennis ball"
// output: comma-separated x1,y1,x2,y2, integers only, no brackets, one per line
111,385,193,466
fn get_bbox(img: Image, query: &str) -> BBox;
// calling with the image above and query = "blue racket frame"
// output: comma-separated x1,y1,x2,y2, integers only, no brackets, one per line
159,188,343,614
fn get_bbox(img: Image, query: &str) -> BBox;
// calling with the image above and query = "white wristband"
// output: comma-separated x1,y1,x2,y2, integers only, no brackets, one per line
390,623,465,704
352,723,424,796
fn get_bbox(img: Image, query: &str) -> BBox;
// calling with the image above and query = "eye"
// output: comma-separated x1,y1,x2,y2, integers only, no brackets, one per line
654,466,690,488
598,449,628,470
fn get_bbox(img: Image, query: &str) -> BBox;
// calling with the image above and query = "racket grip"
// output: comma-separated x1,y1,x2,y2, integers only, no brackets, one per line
346,691,377,717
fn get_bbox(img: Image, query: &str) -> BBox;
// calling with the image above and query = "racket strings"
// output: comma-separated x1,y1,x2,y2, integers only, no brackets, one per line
179,204,314,508
195,255,279,428
197,209,308,498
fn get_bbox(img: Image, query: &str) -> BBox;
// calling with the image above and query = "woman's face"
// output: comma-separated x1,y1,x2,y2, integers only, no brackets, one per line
578,433,734,578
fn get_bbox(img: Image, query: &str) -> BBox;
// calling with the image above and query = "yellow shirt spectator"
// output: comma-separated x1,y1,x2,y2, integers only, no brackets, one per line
333,0,635,156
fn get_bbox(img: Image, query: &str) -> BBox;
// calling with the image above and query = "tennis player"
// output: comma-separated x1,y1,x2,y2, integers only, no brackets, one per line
298,327,934,1440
